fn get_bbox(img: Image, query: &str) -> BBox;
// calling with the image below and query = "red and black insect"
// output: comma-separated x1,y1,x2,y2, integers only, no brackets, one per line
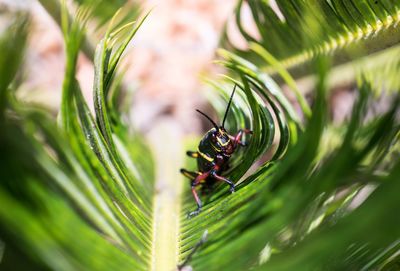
180,85,252,217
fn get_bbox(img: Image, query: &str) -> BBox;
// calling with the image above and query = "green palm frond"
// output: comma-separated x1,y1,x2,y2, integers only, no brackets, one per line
73,0,139,29
222,0,400,80
0,7,153,271
37,0,140,61
180,56,400,270
1,1,399,271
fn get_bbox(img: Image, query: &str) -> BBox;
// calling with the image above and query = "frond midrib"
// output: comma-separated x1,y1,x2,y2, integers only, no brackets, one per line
225,1,400,83
270,18,400,82
149,124,184,271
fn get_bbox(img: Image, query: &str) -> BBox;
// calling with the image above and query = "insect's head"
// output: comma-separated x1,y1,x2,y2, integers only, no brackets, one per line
212,127,232,152
196,85,237,153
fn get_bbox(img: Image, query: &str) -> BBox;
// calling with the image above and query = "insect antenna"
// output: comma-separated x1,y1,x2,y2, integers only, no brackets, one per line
222,84,237,128
196,109,219,130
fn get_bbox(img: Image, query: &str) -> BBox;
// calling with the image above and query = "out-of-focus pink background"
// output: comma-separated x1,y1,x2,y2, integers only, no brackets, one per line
1,0,245,135
0,0,357,136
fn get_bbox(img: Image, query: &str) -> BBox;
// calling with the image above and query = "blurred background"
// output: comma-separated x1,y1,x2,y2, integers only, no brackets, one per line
0,0,246,136
0,0,363,138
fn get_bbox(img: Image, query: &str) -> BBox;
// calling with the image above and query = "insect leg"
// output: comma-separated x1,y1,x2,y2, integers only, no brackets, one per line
180,168,200,179
188,171,210,218
210,170,235,193
233,129,253,147
186,151,199,158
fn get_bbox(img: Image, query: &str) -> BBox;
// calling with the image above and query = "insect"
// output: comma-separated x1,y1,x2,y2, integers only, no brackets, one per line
180,85,252,217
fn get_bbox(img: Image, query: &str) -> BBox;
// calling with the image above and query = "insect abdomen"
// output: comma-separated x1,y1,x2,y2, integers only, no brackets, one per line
197,129,218,172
